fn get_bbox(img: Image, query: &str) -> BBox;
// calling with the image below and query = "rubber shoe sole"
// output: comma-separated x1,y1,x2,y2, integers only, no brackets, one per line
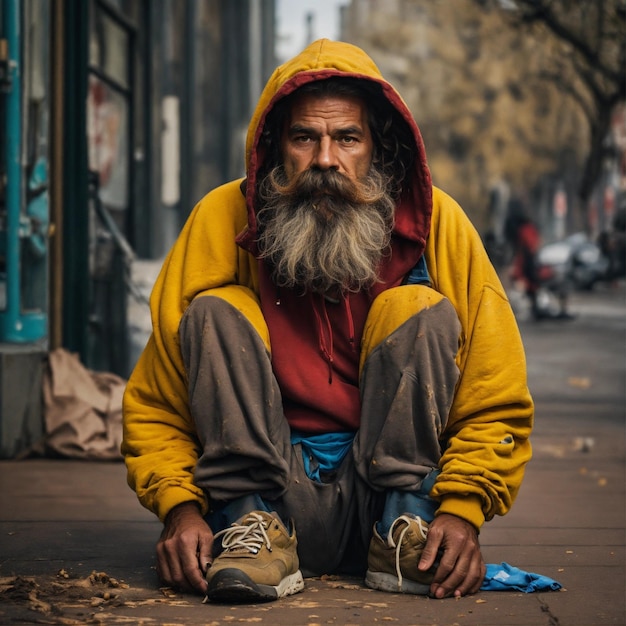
206,567,304,603
365,570,431,595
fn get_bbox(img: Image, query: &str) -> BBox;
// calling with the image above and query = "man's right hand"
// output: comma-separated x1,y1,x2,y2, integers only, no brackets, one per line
156,501,214,594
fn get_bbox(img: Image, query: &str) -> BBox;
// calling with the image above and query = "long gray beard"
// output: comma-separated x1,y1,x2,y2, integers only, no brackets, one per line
256,166,396,295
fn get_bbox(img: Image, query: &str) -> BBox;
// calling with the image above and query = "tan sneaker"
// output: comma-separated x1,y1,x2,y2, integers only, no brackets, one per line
205,510,304,603
365,513,436,595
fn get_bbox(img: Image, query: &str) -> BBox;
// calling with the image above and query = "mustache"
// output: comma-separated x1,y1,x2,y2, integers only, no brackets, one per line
265,167,390,207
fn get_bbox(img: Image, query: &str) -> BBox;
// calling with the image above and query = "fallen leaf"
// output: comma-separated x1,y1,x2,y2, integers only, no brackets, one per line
568,377,591,388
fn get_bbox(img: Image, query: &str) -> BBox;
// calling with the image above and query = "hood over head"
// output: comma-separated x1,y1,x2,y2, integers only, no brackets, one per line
236,38,432,263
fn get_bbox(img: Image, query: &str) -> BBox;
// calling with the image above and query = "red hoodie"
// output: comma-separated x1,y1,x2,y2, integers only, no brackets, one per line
235,40,433,433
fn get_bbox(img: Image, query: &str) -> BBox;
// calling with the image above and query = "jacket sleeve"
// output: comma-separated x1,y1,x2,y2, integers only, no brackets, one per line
121,180,256,522
426,188,534,530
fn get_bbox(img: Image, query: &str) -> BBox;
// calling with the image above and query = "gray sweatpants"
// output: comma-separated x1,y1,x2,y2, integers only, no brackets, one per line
179,287,461,575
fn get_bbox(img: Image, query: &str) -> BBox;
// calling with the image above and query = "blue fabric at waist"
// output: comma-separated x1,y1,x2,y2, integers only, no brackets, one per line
290,431,355,482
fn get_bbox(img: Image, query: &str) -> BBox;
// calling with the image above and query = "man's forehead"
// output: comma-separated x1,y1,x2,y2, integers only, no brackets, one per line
284,91,369,126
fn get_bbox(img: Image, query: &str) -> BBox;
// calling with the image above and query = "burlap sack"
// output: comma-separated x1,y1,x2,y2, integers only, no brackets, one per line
42,348,126,460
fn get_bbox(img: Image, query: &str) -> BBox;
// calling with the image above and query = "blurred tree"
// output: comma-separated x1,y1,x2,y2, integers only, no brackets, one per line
343,0,625,231
474,0,626,212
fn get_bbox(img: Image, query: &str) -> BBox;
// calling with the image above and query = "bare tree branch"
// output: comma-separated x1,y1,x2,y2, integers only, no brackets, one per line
514,0,624,84
469,0,625,205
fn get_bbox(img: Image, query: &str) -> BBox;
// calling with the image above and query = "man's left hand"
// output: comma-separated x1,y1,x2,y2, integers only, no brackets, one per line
418,513,486,598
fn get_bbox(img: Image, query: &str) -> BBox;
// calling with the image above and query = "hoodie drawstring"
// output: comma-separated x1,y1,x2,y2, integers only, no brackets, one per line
312,294,357,384
313,298,334,384
343,295,356,353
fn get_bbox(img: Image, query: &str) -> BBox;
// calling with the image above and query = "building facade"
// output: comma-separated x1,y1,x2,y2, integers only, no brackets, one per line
0,0,276,456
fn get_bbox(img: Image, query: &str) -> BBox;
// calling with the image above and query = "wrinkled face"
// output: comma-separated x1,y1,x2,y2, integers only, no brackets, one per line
280,93,374,183
256,90,395,295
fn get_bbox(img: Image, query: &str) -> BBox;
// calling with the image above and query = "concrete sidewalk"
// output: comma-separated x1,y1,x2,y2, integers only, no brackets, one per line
0,285,624,625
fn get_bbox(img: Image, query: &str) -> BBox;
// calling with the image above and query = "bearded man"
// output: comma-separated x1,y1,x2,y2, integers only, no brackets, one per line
122,40,533,605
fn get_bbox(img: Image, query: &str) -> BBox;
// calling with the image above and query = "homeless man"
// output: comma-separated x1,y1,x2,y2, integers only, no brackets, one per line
122,39,533,604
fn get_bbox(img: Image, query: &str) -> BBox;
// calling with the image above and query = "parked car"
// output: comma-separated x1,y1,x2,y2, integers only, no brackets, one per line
537,233,609,291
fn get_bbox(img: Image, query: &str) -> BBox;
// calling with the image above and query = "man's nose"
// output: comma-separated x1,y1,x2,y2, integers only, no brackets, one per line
313,137,339,170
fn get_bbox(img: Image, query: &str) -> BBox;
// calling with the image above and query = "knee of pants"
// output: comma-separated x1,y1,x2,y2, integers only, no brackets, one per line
185,285,271,352
360,285,458,373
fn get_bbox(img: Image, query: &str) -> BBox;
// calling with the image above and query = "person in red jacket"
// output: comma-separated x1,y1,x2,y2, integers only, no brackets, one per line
510,214,542,318
508,208,574,320
122,40,534,605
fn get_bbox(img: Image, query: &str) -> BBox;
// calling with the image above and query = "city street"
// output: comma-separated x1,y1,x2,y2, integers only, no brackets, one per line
0,282,624,625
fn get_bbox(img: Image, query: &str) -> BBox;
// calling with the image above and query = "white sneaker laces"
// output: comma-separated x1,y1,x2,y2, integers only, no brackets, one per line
387,514,428,589
213,512,273,555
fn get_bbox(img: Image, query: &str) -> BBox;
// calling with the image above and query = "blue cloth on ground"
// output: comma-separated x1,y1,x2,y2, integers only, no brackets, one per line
481,562,562,592
291,431,354,482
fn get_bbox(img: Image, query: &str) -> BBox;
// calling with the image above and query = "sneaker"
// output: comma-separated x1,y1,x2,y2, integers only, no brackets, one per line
365,513,436,595
205,510,304,603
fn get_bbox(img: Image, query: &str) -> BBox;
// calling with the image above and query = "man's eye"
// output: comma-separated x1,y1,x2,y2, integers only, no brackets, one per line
340,136,356,144
294,135,312,143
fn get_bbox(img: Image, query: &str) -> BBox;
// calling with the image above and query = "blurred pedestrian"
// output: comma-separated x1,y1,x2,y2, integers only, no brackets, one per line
607,205,626,281
507,210,542,319
507,206,573,320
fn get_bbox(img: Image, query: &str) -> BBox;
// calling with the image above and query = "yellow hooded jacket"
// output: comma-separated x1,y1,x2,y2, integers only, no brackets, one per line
122,39,533,531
